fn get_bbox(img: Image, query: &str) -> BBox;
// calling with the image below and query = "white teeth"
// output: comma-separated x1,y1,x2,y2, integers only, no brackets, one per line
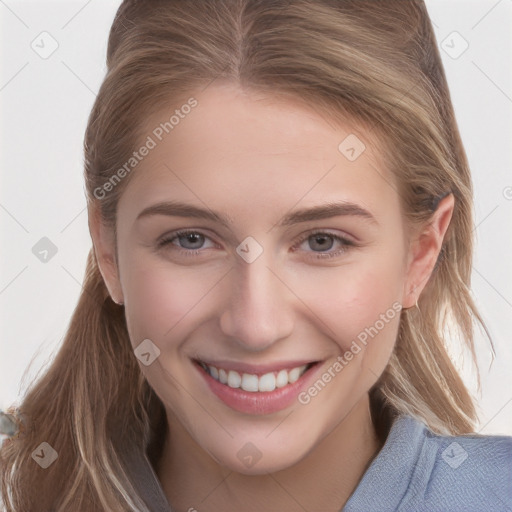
288,366,303,383
227,370,241,388
276,369,289,388
258,372,276,392
209,366,219,380
241,373,259,392
202,362,310,392
218,368,228,384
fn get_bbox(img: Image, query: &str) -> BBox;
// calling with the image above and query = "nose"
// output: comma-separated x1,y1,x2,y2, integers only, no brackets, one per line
219,255,294,352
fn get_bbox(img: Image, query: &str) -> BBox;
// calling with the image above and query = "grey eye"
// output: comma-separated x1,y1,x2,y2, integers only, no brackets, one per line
308,233,335,251
176,232,205,249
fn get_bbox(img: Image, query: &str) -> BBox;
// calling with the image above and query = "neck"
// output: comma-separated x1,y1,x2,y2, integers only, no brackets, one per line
156,394,382,512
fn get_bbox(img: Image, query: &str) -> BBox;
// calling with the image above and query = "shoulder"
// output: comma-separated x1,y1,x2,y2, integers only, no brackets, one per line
344,414,512,512
400,415,512,511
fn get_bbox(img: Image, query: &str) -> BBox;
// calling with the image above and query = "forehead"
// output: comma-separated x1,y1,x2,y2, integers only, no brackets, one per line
117,82,399,225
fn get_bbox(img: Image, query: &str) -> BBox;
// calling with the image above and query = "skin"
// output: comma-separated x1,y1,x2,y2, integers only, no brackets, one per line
90,82,454,512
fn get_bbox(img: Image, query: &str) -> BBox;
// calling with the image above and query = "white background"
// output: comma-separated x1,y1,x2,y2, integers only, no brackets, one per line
1,0,511,435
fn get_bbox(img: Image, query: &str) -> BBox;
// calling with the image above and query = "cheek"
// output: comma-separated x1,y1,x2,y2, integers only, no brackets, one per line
292,254,404,359
121,258,219,346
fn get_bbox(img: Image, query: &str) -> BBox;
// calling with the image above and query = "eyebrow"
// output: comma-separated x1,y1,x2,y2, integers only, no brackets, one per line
136,200,377,227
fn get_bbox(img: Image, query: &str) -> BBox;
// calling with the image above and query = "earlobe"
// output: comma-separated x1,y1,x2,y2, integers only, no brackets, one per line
88,206,124,305
402,193,455,308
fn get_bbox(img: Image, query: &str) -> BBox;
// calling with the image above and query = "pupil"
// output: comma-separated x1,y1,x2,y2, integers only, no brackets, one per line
180,233,203,248
310,234,333,251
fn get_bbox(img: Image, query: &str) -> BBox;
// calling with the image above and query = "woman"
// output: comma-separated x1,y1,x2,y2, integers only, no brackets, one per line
1,0,510,511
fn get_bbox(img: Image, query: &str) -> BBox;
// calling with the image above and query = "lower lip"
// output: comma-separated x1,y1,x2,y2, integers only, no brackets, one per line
194,361,321,415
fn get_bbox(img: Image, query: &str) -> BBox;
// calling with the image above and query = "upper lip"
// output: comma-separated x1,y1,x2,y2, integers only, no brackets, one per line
194,358,319,375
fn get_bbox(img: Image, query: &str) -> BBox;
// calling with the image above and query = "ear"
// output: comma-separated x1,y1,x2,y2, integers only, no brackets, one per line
402,193,454,308
88,206,124,305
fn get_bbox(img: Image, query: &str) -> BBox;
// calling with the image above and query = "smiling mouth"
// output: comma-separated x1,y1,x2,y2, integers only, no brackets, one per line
194,360,318,393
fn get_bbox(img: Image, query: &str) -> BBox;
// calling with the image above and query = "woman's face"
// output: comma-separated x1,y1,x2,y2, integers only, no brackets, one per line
97,82,425,473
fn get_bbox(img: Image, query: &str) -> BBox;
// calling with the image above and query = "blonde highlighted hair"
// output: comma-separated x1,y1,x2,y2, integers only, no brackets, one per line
1,0,490,510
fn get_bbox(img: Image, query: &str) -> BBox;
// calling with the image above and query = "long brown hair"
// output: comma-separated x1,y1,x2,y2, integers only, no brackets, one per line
1,1,491,510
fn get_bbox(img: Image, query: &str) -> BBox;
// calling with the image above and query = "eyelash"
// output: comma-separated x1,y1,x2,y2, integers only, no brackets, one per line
157,229,356,260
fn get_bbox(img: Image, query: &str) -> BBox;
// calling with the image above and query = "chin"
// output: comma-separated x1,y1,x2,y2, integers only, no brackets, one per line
205,439,309,476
